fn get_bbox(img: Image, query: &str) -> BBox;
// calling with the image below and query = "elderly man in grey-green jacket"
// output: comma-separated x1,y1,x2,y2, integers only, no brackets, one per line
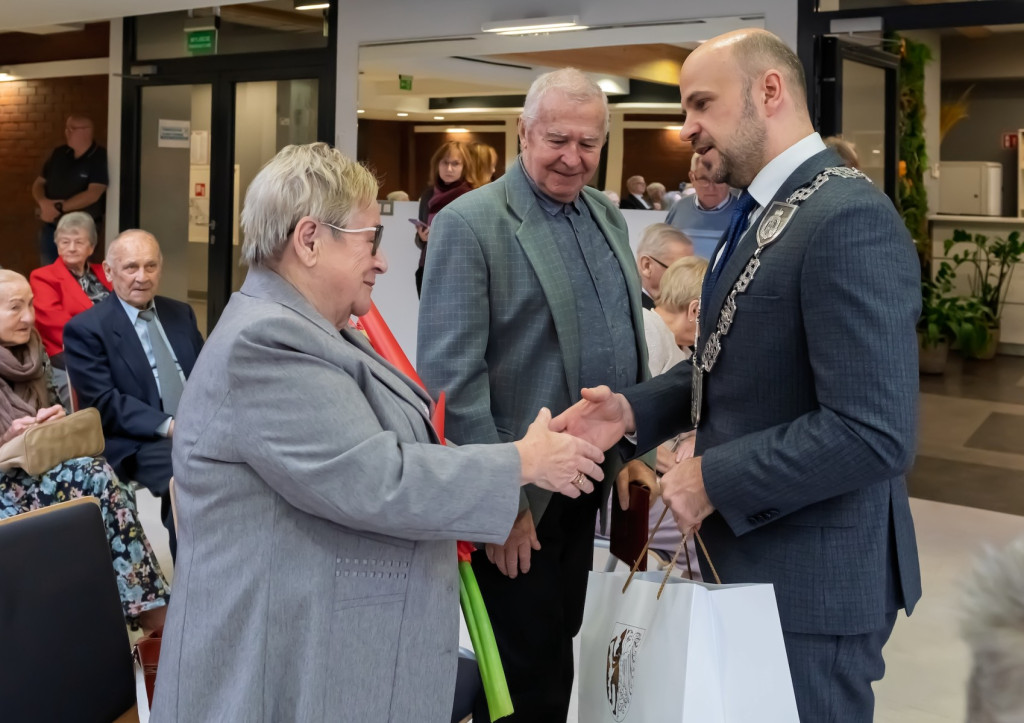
418,68,651,722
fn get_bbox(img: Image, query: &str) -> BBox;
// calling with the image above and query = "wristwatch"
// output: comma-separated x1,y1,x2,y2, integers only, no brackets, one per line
54,201,64,215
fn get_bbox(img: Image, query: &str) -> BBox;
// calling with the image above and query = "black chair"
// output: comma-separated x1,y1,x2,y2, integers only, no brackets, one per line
451,647,482,723
0,497,137,723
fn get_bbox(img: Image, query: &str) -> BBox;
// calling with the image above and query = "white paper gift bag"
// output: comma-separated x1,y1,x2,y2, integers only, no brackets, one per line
579,569,799,722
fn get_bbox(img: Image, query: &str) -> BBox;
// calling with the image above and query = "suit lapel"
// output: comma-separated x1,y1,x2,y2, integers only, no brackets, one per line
703,150,836,335
340,327,439,443
103,295,160,399
506,163,581,396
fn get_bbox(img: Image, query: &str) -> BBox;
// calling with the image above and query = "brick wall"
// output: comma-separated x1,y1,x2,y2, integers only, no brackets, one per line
0,75,108,277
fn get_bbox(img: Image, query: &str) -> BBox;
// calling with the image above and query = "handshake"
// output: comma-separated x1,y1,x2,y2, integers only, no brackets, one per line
513,385,712,537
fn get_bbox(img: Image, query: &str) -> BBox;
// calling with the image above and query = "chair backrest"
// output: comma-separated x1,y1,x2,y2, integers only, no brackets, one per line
0,497,136,723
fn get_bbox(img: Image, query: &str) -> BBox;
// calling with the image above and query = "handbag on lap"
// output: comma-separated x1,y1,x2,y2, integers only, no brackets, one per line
0,407,104,477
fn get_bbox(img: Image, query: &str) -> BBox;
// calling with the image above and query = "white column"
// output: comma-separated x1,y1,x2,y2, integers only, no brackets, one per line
106,17,123,242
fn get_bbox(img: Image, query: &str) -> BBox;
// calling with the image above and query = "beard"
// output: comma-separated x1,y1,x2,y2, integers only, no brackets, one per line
707,94,766,188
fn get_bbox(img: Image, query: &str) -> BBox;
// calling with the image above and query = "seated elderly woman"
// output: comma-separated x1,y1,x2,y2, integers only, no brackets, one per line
29,212,112,409
151,142,603,722
0,270,168,631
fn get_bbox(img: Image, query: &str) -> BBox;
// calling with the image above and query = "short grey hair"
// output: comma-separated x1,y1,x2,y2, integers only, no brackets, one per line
55,212,97,247
106,229,161,265
240,143,379,268
636,223,693,262
963,536,1024,722
522,67,609,137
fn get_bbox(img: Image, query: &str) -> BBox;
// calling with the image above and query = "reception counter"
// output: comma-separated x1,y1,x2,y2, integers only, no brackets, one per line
929,214,1024,355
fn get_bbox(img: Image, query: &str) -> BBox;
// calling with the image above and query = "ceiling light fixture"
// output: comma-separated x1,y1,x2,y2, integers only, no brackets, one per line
664,125,683,132
446,128,469,133
396,112,409,117
294,0,329,10
481,15,587,36
0,68,14,82
356,109,365,114
433,116,445,121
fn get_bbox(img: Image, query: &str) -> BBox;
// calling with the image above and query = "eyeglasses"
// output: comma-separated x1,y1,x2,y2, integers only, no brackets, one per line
322,221,384,255
646,255,669,269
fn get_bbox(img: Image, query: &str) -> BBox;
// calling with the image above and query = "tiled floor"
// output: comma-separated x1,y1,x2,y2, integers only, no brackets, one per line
136,355,1024,722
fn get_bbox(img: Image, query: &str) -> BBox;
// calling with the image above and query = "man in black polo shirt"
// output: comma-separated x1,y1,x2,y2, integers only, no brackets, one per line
31,115,108,265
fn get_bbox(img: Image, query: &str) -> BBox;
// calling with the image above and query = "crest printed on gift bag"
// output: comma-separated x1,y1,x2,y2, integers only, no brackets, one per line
606,622,645,721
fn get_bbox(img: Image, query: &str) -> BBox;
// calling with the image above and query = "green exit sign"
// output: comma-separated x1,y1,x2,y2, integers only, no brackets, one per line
398,74,413,91
186,29,217,56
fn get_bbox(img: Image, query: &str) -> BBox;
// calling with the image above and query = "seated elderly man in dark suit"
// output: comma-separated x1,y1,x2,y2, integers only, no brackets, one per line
64,229,204,558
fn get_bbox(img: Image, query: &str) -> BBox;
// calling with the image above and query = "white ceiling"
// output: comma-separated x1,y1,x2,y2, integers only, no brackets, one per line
0,0,253,32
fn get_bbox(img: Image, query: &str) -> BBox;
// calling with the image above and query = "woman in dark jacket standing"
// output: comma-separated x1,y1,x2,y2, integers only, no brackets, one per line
414,141,472,296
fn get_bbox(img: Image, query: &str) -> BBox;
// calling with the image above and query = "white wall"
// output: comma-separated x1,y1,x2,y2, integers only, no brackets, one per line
334,0,800,157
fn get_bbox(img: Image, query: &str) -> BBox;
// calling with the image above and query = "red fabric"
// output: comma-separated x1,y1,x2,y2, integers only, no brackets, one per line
358,302,477,561
426,179,472,225
29,260,112,357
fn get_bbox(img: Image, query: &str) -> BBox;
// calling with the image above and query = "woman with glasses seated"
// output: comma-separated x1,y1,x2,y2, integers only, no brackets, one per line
29,212,112,409
150,143,605,723
414,140,473,296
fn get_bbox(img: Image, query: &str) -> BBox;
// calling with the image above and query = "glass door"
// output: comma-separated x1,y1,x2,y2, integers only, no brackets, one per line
138,84,213,335
817,37,899,201
231,78,319,292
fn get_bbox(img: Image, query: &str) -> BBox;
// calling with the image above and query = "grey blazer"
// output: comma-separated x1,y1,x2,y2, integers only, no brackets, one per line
417,159,649,523
151,268,521,722
625,149,923,636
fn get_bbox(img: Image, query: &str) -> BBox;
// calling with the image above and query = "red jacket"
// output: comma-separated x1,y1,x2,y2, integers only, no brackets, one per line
29,259,113,357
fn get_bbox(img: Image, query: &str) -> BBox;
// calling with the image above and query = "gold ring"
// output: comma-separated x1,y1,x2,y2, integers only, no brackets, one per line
571,471,586,488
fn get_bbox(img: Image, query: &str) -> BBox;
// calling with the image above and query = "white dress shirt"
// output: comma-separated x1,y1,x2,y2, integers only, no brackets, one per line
712,132,827,271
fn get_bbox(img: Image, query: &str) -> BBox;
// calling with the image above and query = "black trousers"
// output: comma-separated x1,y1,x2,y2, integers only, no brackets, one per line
119,438,177,560
470,491,600,723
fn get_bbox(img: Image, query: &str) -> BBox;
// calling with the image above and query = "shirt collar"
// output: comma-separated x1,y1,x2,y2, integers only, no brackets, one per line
694,192,733,212
520,157,583,217
117,295,154,324
746,133,826,210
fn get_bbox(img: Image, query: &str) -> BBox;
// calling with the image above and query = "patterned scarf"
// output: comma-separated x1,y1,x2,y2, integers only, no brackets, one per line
0,330,50,433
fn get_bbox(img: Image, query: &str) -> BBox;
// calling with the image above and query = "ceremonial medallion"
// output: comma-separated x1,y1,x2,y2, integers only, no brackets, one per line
756,202,797,247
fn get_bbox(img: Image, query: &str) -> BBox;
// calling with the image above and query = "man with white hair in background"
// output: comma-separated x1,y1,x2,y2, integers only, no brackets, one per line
635,222,694,310
64,230,204,559
418,67,650,721
666,152,737,258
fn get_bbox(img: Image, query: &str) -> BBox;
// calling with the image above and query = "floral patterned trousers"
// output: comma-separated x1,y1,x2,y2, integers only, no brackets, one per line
0,456,170,624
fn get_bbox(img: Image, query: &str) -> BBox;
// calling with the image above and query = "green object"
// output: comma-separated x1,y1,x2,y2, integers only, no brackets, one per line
398,74,413,91
459,560,513,721
919,260,992,357
895,34,931,264
945,229,1024,322
186,29,217,56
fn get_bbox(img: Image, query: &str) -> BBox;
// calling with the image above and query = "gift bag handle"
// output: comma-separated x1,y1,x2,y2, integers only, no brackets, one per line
622,506,722,598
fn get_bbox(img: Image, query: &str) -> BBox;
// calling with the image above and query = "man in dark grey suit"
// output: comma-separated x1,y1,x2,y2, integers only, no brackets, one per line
418,68,650,721
554,29,921,721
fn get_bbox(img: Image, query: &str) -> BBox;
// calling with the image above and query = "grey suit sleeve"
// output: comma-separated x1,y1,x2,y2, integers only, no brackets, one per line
701,198,920,535
227,324,520,543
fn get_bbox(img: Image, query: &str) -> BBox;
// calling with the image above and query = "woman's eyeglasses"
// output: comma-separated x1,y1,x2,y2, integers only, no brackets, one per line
322,221,384,255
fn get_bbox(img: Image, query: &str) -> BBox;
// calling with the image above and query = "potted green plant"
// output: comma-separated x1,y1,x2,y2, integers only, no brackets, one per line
918,261,992,372
944,229,1024,359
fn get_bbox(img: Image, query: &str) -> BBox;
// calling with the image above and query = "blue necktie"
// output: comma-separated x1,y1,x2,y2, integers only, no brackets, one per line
700,191,758,315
